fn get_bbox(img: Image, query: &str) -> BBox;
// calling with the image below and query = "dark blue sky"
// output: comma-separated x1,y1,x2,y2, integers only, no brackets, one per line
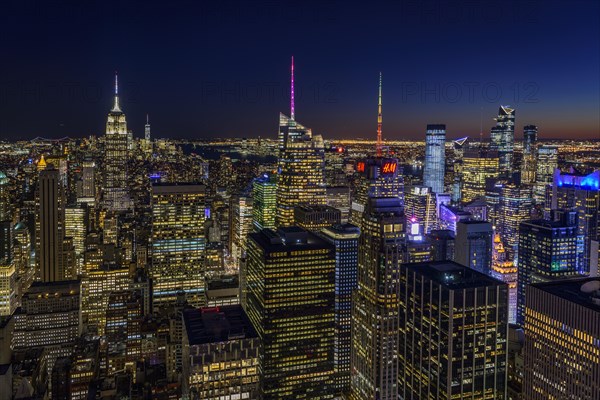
1,0,598,140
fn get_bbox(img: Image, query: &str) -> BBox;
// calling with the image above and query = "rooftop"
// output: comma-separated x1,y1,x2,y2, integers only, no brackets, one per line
403,261,505,290
321,223,360,238
250,227,334,252
206,275,239,291
531,278,600,312
183,305,258,345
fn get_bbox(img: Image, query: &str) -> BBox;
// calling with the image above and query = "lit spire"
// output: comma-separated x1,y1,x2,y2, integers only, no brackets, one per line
376,72,383,157
145,114,151,141
290,56,295,120
112,71,122,112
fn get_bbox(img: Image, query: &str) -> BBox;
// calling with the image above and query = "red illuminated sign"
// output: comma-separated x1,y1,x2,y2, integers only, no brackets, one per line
381,162,397,174
356,162,365,172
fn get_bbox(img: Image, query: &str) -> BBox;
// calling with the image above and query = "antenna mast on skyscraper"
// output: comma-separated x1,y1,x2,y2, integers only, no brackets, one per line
290,56,295,120
377,72,383,157
112,71,121,112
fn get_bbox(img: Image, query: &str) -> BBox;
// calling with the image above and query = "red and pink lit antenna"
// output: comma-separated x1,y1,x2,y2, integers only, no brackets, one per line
377,72,383,157
290,56,295,120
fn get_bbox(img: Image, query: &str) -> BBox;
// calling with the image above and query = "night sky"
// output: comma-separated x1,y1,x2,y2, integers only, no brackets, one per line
1,0,599,141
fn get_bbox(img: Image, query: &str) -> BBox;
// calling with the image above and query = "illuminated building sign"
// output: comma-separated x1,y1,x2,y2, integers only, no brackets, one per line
410,221,420,235
381,162,397,174
356,162,365,173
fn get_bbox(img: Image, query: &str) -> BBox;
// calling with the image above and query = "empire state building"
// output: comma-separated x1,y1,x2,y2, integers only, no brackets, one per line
103,73,131,211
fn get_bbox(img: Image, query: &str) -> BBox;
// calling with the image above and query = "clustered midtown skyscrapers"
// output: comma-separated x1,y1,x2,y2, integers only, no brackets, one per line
0,58,598,400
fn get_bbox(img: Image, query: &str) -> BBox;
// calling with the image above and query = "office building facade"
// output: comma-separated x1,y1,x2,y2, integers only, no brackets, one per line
245,227,336,399
523,279,600,399
399,261,508,399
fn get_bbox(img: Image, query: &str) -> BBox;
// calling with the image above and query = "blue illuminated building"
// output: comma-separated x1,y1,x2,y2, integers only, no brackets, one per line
490,105,515,176
423,124,446,194
551,169,600,274
439,204,473,234
516,212,581,326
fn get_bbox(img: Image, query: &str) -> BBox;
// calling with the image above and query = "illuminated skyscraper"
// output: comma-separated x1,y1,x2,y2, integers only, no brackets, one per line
404,185,437,234
0,260,16,316
150,183,207,306
498,182,533,260
461,147,499,203
523,278,600,399
517,214,580,326
141,114,153,156
144,114,151,141
451,136,468,202
229,196,253,264
455,220,493,275
490,233,518,323
64,205,87,274
521,125,537,184
350,196,404,400
490,105,515,176
399,261,508,399
103,73,131,211
350,158,404,225
551,169,600,274
326,186,351,223
423,124,446,194
275,58,326,227
350,75,403,225
320,223,360,393
245,227,336,399
0,171,11,265
81,263,130,335
533,145,558,203
252,174,277,231
13,222,33,293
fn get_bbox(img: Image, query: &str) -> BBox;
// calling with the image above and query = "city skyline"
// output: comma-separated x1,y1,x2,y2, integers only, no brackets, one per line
1,2,599,398
1,0,599,141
